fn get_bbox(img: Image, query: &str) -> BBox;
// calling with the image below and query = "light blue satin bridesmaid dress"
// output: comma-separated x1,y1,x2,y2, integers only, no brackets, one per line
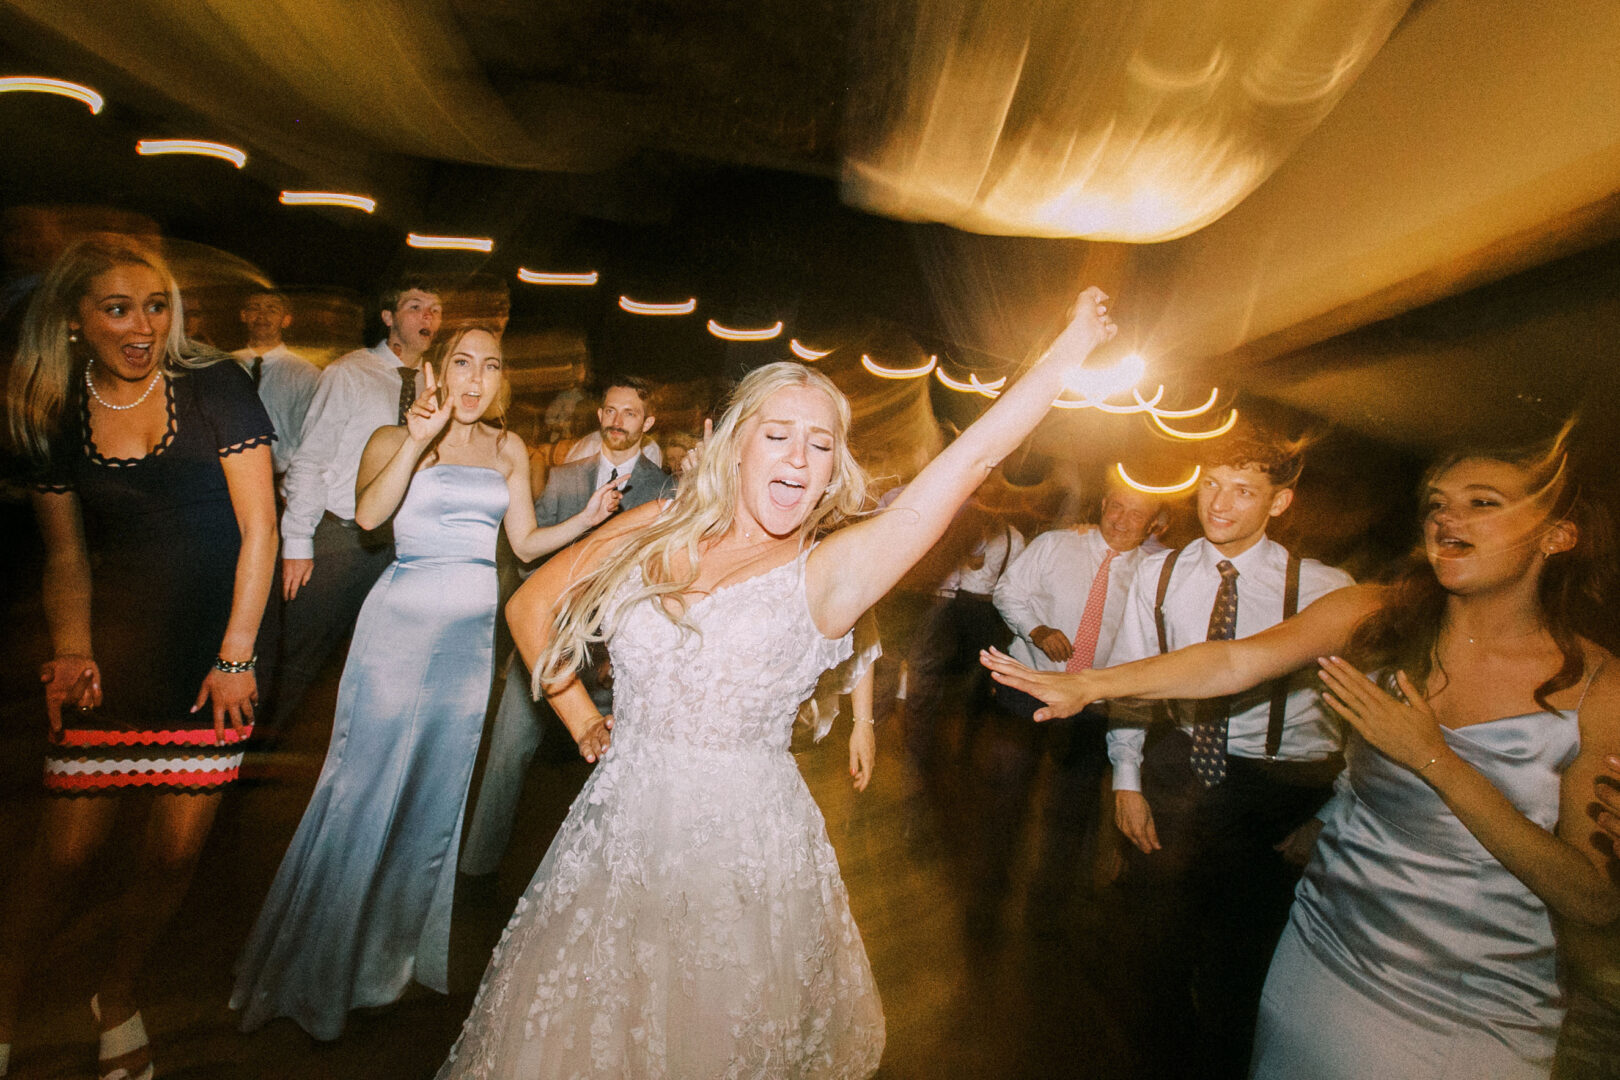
232,465,509,1040
1252,706,1581,1080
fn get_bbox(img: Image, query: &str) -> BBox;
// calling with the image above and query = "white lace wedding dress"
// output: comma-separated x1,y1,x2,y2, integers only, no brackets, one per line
438,549,886,1079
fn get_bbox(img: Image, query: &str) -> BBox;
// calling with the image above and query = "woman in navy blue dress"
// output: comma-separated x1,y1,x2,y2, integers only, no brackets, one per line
0,239,276,1080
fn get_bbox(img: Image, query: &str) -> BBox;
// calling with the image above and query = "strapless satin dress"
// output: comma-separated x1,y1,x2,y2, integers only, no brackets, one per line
232,465,508,1039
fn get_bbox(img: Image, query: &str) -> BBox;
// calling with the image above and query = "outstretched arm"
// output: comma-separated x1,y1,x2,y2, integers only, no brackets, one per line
981,584,1385,721
506,500,664,761
501,441,623,562
808,288,1115,637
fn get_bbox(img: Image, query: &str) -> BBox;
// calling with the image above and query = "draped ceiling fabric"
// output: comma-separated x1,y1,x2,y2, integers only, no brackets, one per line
841,0,1413,241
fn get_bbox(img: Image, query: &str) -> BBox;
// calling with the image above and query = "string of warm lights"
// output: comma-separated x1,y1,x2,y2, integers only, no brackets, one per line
1116,462,1202,495
0,76,103,113
790,340,832,360
15,72,1239,442
136,139,247,168
861,354,938,380
407,233,494,253
1148,387,1220,419
517,269,598,285
708,320,783,342
279,191,376,213
1151,409,1239,440
619,296,697,315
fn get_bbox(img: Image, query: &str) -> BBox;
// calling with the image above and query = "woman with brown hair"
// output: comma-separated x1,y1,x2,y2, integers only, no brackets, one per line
983,436,1620,1078
230,326,620,1040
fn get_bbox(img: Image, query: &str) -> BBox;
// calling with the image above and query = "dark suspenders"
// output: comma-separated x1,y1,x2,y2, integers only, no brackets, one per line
1152,547,1303,757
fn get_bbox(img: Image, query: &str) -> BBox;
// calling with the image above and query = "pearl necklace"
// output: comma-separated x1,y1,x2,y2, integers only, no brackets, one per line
85,363,162,411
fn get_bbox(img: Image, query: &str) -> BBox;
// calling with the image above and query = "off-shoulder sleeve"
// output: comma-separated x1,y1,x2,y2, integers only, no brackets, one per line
195,359,276,457
799,609,883,742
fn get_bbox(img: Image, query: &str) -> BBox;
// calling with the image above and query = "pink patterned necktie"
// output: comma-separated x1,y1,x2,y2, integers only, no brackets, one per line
1065,548,1117,673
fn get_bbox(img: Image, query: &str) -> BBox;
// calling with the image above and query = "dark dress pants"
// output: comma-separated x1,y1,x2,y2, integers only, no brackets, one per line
902,594,1009,781
972,686,1110,925
1121,728,1339,1080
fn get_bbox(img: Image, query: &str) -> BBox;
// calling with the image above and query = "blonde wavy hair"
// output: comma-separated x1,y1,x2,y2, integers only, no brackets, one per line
6,239,218,464
535,360,869,687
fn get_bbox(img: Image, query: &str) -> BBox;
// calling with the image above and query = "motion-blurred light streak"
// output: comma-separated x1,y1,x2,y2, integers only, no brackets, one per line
1117,462,1201,495
279,191,376,212
708,320,784,341
619,296,697,315
1151,408,1239,440
407,233,494,252
861,354,938,380
1091,385,1165,414
1145,387,1221,419
517,269,598,285
790,340,832,360
136,139,246,167
0,76,103,113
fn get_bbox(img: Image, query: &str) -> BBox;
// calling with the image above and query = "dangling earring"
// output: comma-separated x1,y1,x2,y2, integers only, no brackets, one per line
68,329,80,344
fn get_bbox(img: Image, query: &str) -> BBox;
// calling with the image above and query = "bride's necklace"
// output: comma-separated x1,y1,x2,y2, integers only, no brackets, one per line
85,362,162,411
1451,624,1543,647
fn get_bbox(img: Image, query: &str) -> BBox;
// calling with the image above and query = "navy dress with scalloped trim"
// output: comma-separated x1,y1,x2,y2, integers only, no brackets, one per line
37,359,274,794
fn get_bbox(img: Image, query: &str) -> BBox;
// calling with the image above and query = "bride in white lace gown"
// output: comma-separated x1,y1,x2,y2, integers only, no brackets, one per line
437,289,1118,1079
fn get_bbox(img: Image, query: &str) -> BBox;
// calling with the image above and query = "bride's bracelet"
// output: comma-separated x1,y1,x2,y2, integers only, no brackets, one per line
213,654,257,674
854,717,876,726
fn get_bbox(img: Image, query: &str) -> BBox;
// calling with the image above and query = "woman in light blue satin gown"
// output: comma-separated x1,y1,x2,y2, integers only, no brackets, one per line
231,327,621,1040
983,434,1620,1080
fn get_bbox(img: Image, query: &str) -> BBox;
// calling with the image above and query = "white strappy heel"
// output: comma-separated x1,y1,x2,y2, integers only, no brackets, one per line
90,995,153,1080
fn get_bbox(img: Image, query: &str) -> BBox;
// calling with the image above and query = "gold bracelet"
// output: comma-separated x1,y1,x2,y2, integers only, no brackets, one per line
1416,755,1440,773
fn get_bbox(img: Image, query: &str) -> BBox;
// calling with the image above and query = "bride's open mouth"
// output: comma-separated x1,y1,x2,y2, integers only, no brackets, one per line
768,479,805,509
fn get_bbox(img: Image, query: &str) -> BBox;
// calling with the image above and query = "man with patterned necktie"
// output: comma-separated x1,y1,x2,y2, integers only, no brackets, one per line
266,275,442,730
232,285,319,489
1103,426,1354,1080
983,477,1164,932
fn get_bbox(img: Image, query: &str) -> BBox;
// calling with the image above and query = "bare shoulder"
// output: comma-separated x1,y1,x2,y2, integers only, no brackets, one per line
1578,642,1620,713
495,427,529,470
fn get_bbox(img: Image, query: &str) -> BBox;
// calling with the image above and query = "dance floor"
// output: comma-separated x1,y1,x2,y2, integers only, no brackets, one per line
0,580,1161,1079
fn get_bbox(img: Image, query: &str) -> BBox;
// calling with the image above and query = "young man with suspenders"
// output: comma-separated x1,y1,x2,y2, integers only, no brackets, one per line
1104,427,1355,1079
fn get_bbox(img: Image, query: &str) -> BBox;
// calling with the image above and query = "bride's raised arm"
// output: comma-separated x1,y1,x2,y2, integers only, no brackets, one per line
807,287,1114,638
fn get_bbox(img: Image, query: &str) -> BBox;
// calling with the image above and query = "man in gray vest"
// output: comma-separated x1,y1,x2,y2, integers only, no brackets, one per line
461,376,676,876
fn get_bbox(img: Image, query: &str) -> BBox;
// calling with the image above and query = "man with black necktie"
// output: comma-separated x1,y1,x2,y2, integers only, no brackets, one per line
1103,427,1354,1079
265,275,442,730
461,376,676,877
232,285,319,487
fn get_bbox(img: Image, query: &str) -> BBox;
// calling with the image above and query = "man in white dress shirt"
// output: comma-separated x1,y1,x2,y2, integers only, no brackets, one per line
232,286,319,486
1104,427,1354,1080
985,480,1164,927
265,276,442,728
